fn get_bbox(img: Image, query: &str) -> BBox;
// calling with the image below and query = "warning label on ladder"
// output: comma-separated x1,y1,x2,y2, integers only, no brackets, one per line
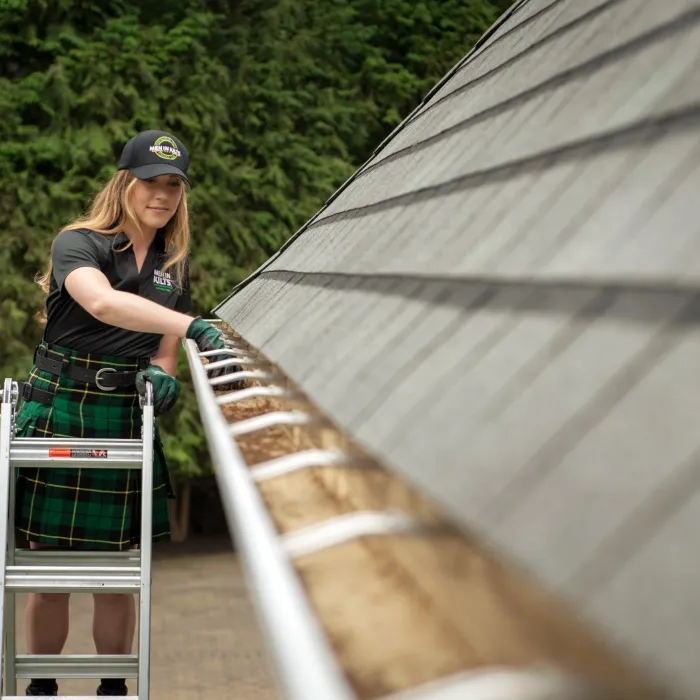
49,449,109,458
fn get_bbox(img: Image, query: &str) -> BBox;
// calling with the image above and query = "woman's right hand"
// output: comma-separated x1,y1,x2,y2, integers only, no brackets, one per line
186,317,227,352
185,317,243,385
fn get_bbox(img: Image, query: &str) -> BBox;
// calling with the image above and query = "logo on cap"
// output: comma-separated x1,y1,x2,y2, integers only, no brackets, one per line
149,136,182,161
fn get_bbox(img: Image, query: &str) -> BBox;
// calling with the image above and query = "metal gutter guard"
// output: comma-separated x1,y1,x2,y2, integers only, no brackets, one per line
182,337,356,700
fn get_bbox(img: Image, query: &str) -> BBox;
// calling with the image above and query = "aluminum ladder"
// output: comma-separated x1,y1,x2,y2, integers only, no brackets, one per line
0,377,155,699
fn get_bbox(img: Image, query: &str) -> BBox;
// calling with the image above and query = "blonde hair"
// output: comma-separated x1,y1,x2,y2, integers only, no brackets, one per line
36,169,190,299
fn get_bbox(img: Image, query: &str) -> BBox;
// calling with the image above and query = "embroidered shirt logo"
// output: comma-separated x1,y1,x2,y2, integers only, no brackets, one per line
149,136,181,161
153,268,173,292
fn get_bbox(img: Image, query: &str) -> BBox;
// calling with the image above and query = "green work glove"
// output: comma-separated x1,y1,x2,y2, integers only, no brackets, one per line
185,317,226,354
185,316,243,387
135,365,180,415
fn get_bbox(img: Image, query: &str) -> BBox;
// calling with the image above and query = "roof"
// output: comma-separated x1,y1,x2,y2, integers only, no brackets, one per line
214,0,700,697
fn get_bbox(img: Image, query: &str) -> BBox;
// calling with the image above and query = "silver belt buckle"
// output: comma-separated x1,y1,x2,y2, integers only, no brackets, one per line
95,367,117,392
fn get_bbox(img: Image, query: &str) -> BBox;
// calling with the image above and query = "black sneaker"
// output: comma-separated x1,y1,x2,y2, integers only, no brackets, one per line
25,682,58,696
96,683,128,696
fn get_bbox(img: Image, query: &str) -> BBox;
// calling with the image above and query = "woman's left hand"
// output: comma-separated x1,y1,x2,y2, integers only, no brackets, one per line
135,365,181,415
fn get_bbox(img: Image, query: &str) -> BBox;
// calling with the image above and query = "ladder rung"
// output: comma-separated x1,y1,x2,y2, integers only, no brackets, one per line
14,653,138,679
6,565,141,593
13,549,140,567
11,439,142,447
10,438,142,469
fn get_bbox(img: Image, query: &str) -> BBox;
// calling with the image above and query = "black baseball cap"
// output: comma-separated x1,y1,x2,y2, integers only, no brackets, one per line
118,129,191,186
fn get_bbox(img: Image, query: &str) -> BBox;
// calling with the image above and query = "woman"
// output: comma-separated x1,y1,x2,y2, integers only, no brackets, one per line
16,129,236,696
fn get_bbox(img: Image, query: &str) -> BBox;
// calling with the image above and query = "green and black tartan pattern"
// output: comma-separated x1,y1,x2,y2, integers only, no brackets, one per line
15,344,174,551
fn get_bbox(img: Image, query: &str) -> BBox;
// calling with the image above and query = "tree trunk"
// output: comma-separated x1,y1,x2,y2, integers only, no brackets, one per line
168,480,191,543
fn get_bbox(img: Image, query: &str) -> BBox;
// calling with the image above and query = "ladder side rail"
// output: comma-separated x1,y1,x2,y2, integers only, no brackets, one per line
5,425,17,697
137,382,155,700
0,380,17,696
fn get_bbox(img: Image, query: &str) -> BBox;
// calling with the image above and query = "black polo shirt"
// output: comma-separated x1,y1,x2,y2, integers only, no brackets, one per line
45,228,192,357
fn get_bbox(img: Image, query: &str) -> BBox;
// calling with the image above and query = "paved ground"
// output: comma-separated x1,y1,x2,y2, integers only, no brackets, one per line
11,538,280,699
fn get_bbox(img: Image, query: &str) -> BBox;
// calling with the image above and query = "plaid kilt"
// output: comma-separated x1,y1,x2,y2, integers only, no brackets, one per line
15,343,174,551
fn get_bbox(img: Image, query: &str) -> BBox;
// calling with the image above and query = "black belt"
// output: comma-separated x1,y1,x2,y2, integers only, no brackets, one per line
35,353,142,390
20,346,150,407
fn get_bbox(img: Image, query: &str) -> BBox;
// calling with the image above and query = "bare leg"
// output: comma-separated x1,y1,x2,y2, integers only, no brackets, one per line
25,542,70,654
92,593,136,654
25,593,71,653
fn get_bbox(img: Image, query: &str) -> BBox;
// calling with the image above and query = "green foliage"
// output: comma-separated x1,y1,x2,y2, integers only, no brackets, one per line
0,0,513,479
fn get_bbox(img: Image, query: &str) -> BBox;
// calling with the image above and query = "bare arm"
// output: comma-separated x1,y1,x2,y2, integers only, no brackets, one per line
151,335,180,376
64,267,193,337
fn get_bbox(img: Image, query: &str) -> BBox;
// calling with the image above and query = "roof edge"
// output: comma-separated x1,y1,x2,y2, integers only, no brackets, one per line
212,0,530,315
